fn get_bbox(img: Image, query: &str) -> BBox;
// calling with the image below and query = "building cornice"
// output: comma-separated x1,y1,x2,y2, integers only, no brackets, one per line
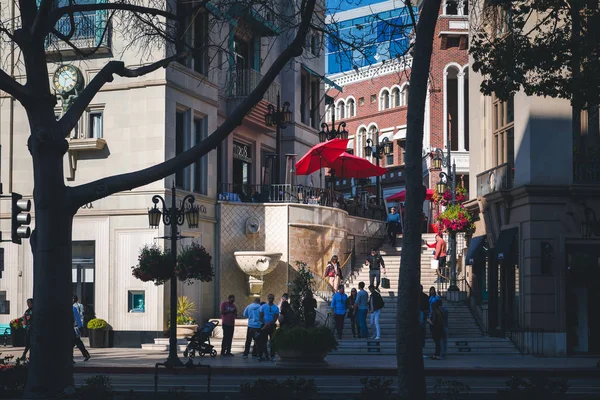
326,57,413,89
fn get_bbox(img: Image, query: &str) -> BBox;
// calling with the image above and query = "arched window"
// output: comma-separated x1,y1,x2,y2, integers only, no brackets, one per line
337,100,345,119
325,105,331,122
444,0,467,15
347,98,355,117
391,87,400,107
357,127,367,158
400,85,409,106
380,90,390,110
367,126,377,161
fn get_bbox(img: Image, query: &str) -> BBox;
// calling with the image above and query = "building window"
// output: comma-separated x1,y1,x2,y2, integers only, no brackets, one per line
128,291,145,313
72,241,95,319
370,94,376,103
233,141,252,192
177,0,209,75
367,126,377,162
400,84,409,106
392,87,400,107
337,100,346,119
492,95,514,166
444,0,468,16
359,97,365,105
386,154,394,166
47,0,110,50
0,291,8,314
357,127,367,158
87,111,103,139
194,117,208,195
175,110,188,189
310,80,320,129
347,98,355,117
379,90,390,110
301,71,308,124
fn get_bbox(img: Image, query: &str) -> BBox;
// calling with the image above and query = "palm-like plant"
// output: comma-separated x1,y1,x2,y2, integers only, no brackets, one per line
176,296,197,325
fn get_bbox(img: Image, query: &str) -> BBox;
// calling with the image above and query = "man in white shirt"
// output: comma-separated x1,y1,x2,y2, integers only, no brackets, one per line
258,293,279,362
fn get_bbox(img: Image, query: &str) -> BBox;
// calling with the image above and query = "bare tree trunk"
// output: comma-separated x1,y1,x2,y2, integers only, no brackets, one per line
396,0,441,398
25,133,77,398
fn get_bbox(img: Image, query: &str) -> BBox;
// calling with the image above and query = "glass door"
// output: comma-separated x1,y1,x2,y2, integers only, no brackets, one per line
72,241,95,335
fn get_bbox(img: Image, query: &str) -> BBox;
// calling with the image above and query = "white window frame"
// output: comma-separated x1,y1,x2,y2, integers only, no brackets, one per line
87,109,104,139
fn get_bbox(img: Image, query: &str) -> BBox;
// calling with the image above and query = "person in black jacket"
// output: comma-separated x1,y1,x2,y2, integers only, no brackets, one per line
419,285,430,354
368,285,384,340
366,248,386,291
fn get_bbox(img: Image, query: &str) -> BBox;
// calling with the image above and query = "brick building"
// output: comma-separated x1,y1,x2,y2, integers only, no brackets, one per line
325,0,470,223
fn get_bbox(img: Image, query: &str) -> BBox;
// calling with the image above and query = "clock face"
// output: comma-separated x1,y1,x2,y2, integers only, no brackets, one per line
53,65,81,94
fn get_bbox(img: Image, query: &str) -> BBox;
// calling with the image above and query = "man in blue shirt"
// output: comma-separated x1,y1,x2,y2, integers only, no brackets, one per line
259,294,279,361
72,305,90,362
242,298,262,359
354,282,369,338
331,285,348,339
385,207,402,247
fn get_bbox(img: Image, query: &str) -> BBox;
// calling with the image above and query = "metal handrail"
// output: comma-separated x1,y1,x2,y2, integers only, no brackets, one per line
508,327,545,356
460,277,488,335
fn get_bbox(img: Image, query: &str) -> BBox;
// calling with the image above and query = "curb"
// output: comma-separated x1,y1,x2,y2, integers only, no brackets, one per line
73,366,600,378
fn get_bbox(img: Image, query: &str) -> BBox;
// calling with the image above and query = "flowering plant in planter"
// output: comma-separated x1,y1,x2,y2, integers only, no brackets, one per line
437,204,475,234
0,355,28,394
438,185,467,206
9,318,25,330
175,242,214,284
132,245,172,285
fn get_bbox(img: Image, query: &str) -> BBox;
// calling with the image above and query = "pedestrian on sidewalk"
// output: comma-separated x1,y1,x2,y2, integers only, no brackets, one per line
428,286,440,320
428,300,444,360
302,290,317,328
366,248,386,291
242,298,262,359
278,293,293,328
419,285,430,357
325,255,342,291
355,282,369,338
368,285,384,340
21,298,33,361
331,285,348,340
72,304,90,363
385,207,402,247
258,294,279,362
220,295,237,356
346,288,360,338
433,234,447,283
438,299,449,359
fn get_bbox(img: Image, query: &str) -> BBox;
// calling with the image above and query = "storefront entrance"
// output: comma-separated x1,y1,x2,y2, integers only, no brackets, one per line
566,243,600,354
232,141,252,198
72,241,95,334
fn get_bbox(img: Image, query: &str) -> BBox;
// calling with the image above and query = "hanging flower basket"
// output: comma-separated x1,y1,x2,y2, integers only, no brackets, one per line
437,186,468,207
436,204,475,234
175,242,214,284
132,245,172,285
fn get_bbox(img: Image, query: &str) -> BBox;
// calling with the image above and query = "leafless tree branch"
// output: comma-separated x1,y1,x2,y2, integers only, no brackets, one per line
0,67,29,103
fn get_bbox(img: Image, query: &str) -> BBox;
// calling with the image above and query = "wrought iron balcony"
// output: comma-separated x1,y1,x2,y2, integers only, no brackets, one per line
476,162,514,197
45,12,110,53
226,68,280,105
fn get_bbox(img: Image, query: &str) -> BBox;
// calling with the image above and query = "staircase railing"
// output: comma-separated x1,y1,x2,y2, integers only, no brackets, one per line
508,327,545,356
313,271,335,302
459,277,488,335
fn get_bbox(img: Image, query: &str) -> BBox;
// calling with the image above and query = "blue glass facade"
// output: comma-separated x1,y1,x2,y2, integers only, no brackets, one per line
325,6,418,75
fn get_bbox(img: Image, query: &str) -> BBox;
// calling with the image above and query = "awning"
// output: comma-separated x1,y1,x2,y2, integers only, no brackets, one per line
228,4,280,36
347,139,354,149
378,131,393,142
494,227,518,261
303,65,343,92
465,235,486,265
393,126,407,140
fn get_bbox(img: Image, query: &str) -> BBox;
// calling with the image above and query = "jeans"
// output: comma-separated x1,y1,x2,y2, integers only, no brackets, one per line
357,309,369,338
369,270,381,289
73,332,90,359
433,334,441,358
370,309,381,338
441,328,448,358
221,325,234,354
419,311,426,348
349,315,360,337
438,256,447,279
243,327,260,357
387,226,398,246
334,314,345,338
258,324,275,359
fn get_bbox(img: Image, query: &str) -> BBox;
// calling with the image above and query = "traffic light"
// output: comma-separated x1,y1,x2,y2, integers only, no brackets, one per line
11,193,31,244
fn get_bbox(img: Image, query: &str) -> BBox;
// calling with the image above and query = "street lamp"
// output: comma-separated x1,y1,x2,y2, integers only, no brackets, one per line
148,183,200,366
265,93,292,184
364,136,393,205
318,110,348,143
431,146,459,293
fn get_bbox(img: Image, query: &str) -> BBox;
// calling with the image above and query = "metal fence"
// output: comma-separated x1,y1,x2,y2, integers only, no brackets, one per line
508,327,545,356
228,68,280,104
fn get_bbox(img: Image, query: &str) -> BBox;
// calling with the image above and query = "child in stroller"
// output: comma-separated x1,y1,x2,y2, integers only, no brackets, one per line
183,320,219,358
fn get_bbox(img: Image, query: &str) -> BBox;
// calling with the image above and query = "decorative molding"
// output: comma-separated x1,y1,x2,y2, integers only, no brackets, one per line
326,58,413,89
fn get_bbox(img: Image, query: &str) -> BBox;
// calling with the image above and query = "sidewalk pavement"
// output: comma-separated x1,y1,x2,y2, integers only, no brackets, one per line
2,346,599,377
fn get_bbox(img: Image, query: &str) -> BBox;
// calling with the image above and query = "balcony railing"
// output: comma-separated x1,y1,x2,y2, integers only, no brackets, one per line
218,183,387,221
45,13,110,52
228,68,280,105
476,163,514,197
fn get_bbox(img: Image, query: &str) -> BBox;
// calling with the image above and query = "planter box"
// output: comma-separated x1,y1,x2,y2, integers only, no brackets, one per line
88,329,109,348
176,324,198,339
276,349,328,367
10,328,25,347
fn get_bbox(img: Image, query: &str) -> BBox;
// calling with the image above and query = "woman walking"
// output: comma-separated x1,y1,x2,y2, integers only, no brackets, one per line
325,255,342,291
429,300,445,360
21,298,33,360
346,288,360,338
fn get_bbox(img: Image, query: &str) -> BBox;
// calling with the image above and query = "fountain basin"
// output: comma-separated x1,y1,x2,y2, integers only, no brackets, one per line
233,251,282,277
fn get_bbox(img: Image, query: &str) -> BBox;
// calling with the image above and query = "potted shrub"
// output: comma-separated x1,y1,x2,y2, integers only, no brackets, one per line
87,318,109,348
175,296,198,338
9,318,25,347
272,326,338,366
131,245,172,285
175,243,214,284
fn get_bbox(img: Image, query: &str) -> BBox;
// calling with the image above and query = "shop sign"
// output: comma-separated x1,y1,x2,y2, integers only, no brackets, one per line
233,142,252,163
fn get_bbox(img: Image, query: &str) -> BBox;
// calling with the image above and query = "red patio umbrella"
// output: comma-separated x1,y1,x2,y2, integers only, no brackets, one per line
328,152,387,179
296,138,349,187
386,188,434,202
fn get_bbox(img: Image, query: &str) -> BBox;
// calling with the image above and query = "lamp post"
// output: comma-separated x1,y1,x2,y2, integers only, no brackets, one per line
265,93,293,184
317,111,349,188
148,183,200,366
364,135,393,205
432,146,459,292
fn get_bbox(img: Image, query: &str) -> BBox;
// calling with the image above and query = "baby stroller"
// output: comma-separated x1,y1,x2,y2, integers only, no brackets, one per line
183,320,219,358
